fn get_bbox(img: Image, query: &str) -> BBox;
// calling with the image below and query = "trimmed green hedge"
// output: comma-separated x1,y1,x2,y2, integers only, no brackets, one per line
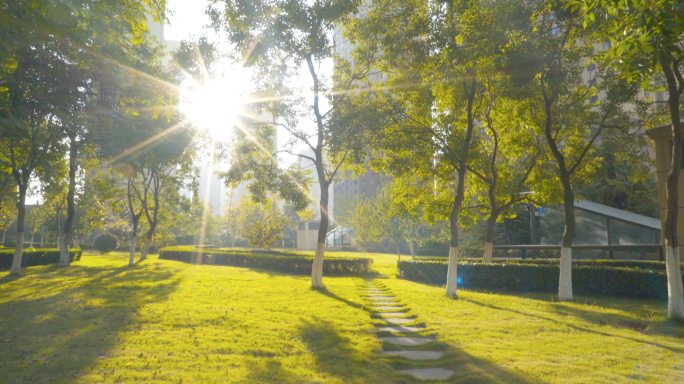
399,260,678,300
159,246,372,276
415,257,680,271
0,248,82,270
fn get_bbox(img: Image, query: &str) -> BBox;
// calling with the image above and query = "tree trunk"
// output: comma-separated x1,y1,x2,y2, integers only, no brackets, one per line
311,181,330,288
483,213,497,263
59,139,78,266
40,226,44,247
74,237,80,249
129,235,137,267
445,198,461,297
558,176,575,301
9,185,27,275
396,243,401,261
445,81,476,297
2,229,5,244
660,59,684,319
141,224,155,262
30,233,34,248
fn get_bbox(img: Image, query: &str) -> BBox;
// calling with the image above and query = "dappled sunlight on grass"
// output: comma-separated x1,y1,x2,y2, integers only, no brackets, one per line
2,250,682,383
0,252,395,383
381,267,684,383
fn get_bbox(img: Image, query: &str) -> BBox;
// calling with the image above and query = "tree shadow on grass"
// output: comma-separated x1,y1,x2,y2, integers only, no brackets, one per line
313,286,374,314
547,301,684,339
463,298,684,354
0,262,181,384
294,318,541,384
296,317,395,383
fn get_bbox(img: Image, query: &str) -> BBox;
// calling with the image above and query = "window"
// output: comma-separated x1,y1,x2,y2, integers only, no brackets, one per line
589,95,598,103
603,41,610,50
298,223,306,231
308,222,320,231
361,181,366,186
587,63,596,72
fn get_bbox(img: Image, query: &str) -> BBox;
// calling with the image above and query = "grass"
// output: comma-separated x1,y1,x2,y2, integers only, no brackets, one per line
0,250,682,383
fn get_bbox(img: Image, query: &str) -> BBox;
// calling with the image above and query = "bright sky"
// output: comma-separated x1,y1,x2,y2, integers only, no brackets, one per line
166,0,331,167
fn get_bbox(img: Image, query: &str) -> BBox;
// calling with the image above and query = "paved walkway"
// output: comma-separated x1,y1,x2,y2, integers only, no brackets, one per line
362,277,454,380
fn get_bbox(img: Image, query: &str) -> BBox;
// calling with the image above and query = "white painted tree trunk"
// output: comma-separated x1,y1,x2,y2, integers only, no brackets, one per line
9,233,24,275
311,242,325,288
129,238,136,266
40,227,44,247
73,237,79,249
58,233,70,266
664,245,684,318
140,240,150,262
483,242,493,263
445,246,459,298
2,230,5,243
30,233,35,248
558,247,573,301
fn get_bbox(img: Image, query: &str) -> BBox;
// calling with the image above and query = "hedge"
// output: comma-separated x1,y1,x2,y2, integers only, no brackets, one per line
159,246,372,276
0,248,82,270
398,259,678,300
415,257,680,271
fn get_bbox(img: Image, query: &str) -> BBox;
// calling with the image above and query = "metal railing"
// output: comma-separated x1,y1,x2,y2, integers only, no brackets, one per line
492,244,664,261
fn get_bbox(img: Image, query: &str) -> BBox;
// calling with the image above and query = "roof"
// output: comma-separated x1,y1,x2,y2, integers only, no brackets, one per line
574,201,660,230
646,124,675,140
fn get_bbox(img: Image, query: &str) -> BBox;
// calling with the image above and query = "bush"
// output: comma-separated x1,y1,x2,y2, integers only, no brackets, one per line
78,243,94,251
416,257,680,271
94,234,119,254
398,259,679,300
159,246,372,276
0,248,82,269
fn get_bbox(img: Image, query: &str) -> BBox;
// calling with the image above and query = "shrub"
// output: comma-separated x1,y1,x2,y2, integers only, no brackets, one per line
94,234,119,254
418,257,680,271
398,260,679,300
78,243,94,251
0,248,82,269
159,246,372,276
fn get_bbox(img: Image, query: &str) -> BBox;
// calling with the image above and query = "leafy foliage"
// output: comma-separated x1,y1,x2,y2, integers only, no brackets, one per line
399,259,676,299
159,247,372,276
0,248,81,269
94,234,119,255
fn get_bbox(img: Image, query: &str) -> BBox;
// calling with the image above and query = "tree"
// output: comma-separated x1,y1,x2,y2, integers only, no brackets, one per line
237,198,288,250
0,204,15,244
368,187,408,260
344,199,379,256
467,94,544,263
222,190,241,248
349,0,522,297
208,0,371,288
576,0,684,319
26,205,49,248
506,1,639,300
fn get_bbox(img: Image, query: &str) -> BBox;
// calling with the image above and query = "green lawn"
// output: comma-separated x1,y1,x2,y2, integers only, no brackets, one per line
0,251,683,383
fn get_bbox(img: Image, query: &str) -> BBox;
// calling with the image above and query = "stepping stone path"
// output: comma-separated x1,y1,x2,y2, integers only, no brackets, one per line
362,277,454,381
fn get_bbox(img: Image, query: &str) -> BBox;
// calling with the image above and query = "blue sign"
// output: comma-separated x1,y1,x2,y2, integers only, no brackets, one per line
537,207,546,216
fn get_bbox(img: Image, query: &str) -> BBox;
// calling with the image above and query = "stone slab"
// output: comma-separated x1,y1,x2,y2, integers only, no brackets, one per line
373,306,404,311
383,351,443,360
368,296,396,301
371,302,398,305
375,326,425,333
377,312,406,317
367,293,388,296
383,318,416,324
379,337,432,346
398,368,454,380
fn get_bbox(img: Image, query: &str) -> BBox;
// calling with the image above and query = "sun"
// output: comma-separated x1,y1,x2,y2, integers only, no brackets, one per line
182,75,246,143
